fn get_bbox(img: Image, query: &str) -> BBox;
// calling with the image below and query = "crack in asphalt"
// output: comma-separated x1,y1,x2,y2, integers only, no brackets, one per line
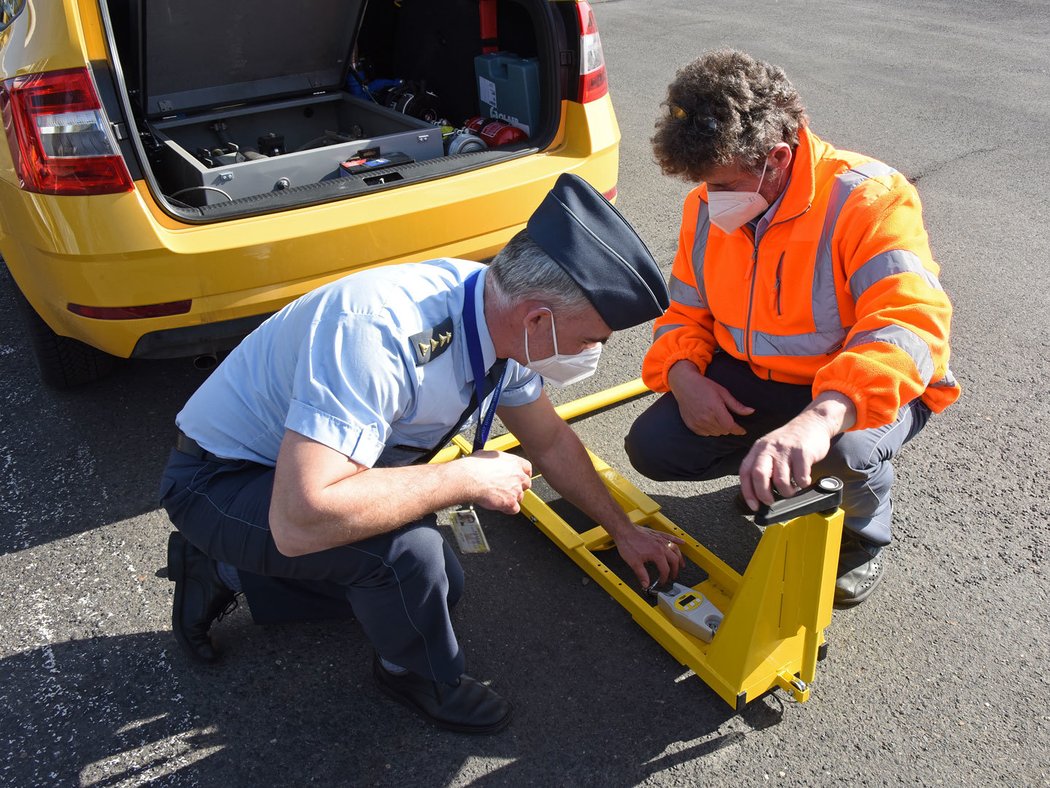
907,143,1005,183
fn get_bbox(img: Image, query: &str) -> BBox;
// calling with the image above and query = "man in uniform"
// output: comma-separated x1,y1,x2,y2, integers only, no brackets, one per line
625,50,960,608
160,173,680,735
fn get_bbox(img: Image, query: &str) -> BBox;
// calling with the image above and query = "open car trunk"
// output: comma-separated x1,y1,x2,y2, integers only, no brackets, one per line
101,0,566,221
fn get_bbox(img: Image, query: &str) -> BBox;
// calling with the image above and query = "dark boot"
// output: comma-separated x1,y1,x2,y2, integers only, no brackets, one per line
373,654,512,734
834,535,885,609
167,531,237,663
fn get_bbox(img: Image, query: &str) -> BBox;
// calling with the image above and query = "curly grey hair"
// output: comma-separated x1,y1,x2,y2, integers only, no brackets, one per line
652,49,809,181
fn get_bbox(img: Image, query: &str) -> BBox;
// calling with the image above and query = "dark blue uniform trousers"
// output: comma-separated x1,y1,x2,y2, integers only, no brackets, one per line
625,354,931,546
160,449,465,683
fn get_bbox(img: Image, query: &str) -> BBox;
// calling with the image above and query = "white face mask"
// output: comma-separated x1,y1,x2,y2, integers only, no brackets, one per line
707,157,770,234
523,309,603,387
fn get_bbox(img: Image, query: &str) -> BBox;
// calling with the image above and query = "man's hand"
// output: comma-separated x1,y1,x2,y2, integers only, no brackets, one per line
739,392,856,509
613,525,686,589
497,393,688,588
668,360,754,436
456,450,533,514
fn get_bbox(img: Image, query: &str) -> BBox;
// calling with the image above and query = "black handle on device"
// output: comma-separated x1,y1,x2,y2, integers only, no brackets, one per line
753,477,844,526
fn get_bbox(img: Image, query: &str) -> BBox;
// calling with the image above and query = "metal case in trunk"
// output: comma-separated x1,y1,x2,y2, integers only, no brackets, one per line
150,94,442,206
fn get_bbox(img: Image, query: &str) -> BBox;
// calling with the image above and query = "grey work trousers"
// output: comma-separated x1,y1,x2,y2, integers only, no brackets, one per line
624,354,932,545
159,449,465,683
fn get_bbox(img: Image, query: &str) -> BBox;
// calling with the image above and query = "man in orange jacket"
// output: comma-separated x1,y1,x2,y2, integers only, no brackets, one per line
625,50,960,608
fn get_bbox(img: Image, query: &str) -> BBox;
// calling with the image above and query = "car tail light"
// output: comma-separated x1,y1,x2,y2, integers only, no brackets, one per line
575,2,608,103
1,67,133,195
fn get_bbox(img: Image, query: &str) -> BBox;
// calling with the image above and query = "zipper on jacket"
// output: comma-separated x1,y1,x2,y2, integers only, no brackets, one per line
744,239,759,364
746,193,809,378
774,252,785,316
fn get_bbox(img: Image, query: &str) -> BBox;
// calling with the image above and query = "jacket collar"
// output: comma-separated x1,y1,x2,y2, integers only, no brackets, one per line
777,125,833,219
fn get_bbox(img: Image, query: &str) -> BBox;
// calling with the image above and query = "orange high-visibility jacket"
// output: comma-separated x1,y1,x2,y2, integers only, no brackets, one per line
642,127,960,431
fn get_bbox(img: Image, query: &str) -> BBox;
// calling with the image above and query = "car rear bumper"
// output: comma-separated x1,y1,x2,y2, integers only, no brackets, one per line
130,312,273,359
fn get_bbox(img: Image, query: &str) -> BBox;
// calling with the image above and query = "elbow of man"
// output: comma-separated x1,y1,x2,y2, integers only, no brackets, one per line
268,507,319,558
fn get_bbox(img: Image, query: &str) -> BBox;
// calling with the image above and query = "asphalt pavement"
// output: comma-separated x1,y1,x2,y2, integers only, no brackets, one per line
2,1,1049,785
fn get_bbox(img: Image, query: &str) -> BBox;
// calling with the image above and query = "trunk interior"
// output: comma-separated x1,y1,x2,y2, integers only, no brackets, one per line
101,0,566,219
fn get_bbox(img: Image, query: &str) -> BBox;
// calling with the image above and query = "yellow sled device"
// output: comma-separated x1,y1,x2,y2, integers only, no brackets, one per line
432,379,845,709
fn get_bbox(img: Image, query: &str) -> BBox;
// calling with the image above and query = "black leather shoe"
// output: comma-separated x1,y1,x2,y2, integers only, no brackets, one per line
373,655,512,734
834,535,885,609
167,531,237,663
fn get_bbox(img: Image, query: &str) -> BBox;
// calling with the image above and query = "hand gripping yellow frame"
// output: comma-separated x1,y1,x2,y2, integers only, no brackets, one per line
431,379,844,709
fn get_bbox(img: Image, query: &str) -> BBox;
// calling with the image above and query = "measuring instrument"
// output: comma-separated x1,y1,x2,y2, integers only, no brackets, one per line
652,582,724,643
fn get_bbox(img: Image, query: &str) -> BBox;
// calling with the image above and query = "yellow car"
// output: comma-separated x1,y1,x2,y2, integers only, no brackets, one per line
0,0,619,387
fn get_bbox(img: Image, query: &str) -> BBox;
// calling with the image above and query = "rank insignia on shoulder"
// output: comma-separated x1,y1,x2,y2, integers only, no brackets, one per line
409,317,455,366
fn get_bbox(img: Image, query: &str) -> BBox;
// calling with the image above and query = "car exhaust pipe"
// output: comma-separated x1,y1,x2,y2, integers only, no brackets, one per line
192,353,218,371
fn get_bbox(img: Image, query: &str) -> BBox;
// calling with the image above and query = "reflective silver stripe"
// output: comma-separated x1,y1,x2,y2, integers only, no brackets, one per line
750,327,848,358
691,200,711,307
813,161,899,333
718,322,747,354
668,274,705,308
930,366,958,388
711,320,936,366
718,321,846,358
850,249,942,301
846,324,934,384
653,323,686,342
851,161,897,180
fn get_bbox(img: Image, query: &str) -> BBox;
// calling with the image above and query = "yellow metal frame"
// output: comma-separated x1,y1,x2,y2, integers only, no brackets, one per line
432,378,844,709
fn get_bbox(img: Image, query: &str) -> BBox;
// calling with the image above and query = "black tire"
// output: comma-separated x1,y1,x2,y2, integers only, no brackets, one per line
8,278,117,389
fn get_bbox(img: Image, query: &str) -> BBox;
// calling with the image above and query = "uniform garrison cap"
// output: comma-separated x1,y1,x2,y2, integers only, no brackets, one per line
525,173,669,330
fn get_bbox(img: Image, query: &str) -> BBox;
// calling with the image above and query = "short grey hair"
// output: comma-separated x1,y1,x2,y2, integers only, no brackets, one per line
487,231,592,315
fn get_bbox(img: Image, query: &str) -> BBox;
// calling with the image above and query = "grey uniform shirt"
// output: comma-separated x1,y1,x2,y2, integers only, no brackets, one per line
176,259,543,467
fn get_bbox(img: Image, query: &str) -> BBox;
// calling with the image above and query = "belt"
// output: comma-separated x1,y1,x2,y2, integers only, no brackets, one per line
175,431,231,464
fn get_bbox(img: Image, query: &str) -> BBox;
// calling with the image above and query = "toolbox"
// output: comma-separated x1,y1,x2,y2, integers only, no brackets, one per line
474,52,541,134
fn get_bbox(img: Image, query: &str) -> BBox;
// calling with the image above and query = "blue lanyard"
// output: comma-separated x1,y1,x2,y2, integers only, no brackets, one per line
463,270,506,453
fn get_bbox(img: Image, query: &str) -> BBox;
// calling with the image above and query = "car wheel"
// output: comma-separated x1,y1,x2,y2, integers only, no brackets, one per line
7,277,117,388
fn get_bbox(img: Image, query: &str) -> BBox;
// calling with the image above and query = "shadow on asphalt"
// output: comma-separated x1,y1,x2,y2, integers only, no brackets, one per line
0,260,216,556
0,354,211,555
1,614,784,787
